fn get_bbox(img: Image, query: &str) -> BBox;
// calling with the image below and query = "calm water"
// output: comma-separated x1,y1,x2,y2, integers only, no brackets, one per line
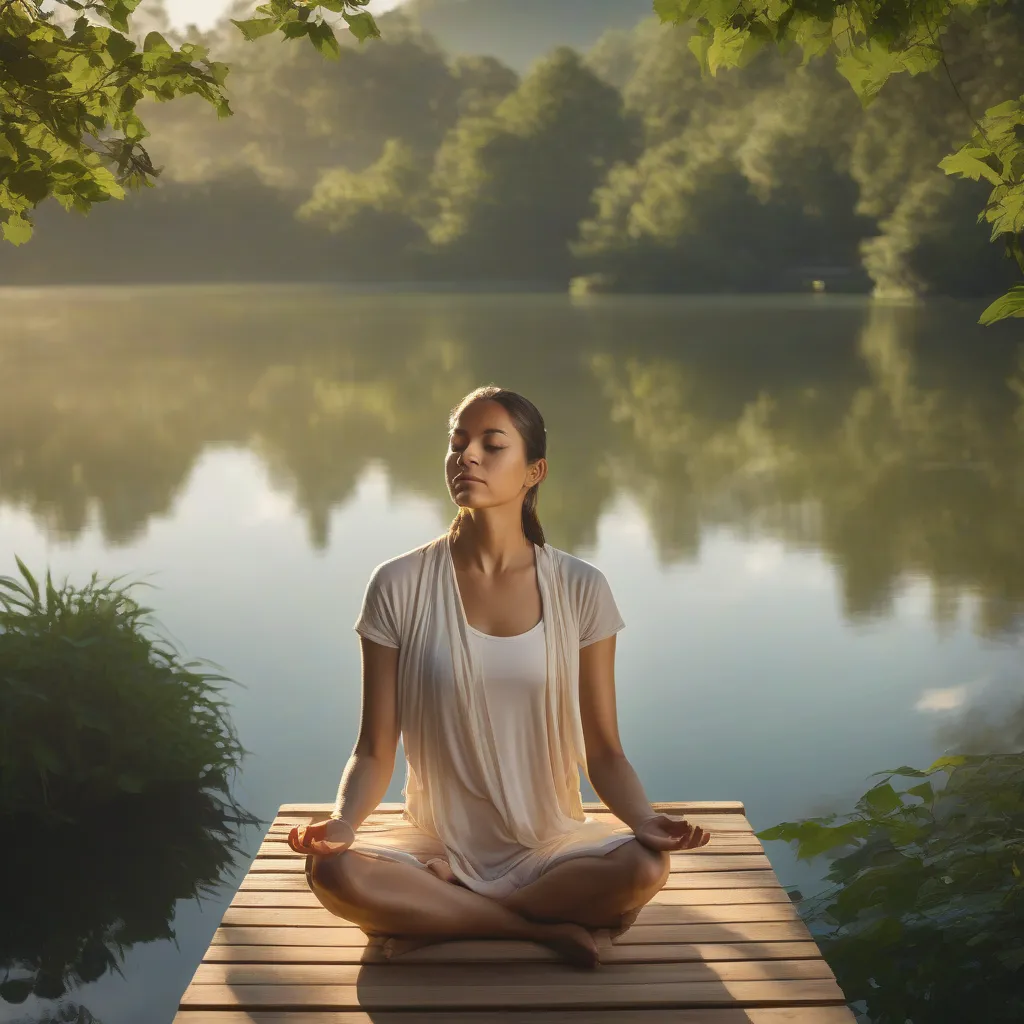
1,288,1022,1022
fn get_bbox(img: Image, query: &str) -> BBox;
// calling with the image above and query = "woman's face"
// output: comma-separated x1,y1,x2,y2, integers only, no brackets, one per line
445,399,545,512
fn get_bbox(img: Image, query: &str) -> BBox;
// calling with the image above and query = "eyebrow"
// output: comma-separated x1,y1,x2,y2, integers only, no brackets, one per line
450,428,508,436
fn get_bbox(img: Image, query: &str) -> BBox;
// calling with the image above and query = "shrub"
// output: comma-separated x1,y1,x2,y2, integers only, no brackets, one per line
759,753,1024,1023
0,557,247,824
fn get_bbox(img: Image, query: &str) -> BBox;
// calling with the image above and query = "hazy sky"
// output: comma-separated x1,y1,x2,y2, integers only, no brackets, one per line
163,0,405,32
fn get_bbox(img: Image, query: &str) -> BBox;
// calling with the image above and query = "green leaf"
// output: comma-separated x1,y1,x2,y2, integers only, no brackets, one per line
688,24,714,76
308,20,341,59
939,146,1004,187
836,42,904,106
928,754,968,772
654,0,701,23
342,10,380,43
707,27,754,75
979,285,1024,326
143,31,174,56
14,555,40,604
864,782,902,815
281,21,310,39
907,782,934,803
107,31,136,64
231,17,280,42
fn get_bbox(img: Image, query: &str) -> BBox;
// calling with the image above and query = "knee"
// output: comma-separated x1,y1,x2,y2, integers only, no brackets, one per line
308,851,361,904
626,843,670,895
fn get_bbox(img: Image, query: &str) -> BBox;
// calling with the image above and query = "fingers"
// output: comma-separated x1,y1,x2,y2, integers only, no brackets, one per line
288,822,333,855
672,822,707,850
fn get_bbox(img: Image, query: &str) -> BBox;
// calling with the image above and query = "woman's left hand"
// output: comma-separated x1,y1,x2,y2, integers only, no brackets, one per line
633,813,711,851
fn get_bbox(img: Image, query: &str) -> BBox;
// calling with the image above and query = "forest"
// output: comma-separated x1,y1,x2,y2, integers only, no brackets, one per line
1,0,1022,297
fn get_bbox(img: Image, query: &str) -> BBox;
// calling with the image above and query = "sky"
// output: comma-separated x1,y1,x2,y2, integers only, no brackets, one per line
163,0,406,32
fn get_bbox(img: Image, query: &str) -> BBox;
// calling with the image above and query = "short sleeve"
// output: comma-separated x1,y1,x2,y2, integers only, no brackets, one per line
353,565,401,648
579,567,625,648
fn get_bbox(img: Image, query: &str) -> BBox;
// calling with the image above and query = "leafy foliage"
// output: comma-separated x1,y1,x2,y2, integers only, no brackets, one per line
758,753,1024,1022
654,0,1024,322
0,0,380,244
0,557,247,823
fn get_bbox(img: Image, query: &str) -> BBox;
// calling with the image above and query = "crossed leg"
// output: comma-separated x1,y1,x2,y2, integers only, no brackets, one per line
306,839,670,965
499,839,671,931
307,849,605,967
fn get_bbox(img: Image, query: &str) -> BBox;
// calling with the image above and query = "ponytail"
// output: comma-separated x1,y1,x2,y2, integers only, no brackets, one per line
522,483,546,547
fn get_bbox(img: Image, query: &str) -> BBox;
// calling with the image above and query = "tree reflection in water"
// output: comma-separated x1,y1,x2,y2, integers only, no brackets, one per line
0,785,259,1017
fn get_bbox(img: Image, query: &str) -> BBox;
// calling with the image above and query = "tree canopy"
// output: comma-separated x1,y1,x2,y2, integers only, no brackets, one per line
0,0,380,245
652,0,1024,321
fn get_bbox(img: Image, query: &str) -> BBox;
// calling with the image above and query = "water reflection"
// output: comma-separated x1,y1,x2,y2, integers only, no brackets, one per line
0,785,259,1022
0,289,1021,641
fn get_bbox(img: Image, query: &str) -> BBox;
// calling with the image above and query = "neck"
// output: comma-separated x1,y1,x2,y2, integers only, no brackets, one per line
450,510,534,574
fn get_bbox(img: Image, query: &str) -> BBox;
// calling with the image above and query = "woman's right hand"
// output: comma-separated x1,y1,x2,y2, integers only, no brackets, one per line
287,817,356,856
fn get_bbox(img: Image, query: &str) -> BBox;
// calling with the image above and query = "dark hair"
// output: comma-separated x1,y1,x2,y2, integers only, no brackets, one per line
447,386,547,547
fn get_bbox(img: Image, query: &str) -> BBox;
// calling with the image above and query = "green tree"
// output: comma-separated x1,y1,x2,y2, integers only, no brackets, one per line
654,0,1024,322
296,138,432,276
0,0,380,245
429,46,639,280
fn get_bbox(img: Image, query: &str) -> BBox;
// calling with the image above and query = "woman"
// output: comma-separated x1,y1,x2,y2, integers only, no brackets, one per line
287,385,710,968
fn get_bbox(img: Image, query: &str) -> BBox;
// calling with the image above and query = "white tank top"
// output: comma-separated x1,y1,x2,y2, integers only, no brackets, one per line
466,618,548,720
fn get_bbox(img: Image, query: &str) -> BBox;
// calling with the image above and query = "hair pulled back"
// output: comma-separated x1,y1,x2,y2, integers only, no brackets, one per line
447,386,547,547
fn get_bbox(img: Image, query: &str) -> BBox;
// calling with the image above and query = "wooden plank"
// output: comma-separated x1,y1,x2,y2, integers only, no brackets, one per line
269,813,755,833
175,1007,856,1023
277,801,747,816
190,960,835,988
178,979,847,1010
209,920,815,948
220,902,800,929
228,888,792,911
256,836,765,859
245,852,773,874
202,940,824,966
238,869,782,892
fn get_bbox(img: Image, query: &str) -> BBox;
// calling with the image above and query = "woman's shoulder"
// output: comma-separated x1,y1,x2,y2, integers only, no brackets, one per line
543,544,609,588
368,535,445,587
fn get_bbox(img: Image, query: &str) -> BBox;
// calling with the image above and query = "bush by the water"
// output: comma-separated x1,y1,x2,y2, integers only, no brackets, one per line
759,753,1024,1023
0,557,247,823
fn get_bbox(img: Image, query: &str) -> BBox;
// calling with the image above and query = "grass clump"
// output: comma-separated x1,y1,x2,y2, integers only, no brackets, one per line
0,556,247,824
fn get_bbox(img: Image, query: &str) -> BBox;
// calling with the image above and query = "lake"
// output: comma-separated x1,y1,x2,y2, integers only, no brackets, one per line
1,287,1022,1023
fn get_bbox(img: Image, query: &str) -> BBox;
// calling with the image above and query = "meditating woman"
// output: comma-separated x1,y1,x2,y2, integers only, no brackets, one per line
287,385,710,967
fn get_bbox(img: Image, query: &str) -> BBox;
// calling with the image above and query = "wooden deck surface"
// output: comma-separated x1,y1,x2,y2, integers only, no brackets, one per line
174,801,855,1023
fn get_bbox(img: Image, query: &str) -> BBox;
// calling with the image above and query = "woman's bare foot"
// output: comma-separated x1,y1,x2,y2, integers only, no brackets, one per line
609,906,641,939
536,921,600,968
382,935,445,959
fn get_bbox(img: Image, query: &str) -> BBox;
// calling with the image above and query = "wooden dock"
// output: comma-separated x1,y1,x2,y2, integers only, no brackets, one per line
175,801,855,1023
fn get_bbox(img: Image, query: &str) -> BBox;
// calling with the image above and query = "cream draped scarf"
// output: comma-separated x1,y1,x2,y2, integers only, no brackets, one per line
396,535,590,854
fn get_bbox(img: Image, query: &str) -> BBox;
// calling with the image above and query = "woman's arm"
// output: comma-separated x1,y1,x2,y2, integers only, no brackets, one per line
330,637,401,831
578,635,657,832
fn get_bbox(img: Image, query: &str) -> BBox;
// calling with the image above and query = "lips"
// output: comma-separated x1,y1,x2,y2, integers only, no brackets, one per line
454,476,483,485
